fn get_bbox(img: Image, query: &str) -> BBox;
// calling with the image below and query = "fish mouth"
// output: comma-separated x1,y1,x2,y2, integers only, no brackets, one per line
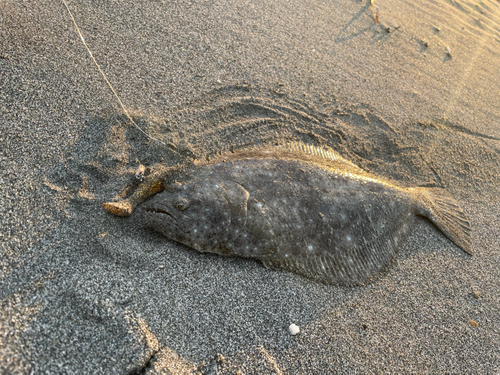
146,207,175,218
144,206,187,233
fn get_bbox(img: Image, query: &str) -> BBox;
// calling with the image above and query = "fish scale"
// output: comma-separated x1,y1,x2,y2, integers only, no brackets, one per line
103,143,472,285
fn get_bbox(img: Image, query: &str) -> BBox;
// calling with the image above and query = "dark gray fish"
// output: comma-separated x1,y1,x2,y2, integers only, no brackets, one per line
136,144,471,285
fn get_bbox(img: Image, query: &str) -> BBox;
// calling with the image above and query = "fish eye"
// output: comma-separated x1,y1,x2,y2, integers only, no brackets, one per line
175,197,189,211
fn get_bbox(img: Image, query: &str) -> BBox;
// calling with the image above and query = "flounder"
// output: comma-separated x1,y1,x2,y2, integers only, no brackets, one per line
103,143,471,285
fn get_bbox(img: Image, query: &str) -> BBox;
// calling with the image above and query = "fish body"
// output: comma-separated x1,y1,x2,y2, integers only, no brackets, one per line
138,145,471,285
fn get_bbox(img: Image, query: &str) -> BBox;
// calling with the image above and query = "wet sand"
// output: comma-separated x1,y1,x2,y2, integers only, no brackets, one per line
1,0,500,372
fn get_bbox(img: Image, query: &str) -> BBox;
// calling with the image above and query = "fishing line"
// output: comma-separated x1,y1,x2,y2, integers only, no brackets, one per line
61,0,165,145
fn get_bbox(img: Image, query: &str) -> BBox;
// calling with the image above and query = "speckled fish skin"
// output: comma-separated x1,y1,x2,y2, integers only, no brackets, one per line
143,146,471,285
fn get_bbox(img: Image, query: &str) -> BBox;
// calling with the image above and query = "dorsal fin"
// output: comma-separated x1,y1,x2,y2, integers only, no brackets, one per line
277,142,359,168
206,142,366,175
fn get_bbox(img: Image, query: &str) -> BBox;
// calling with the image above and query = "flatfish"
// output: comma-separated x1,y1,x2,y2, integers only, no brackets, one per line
103,143,471,285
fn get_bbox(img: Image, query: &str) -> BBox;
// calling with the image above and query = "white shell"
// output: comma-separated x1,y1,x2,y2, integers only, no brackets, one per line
289,323,300,335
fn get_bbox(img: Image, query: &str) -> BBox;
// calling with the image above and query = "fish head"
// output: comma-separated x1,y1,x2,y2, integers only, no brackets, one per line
143,179,250,254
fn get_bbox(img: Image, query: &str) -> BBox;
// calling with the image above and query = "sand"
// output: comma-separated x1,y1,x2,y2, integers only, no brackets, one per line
1,0,499,373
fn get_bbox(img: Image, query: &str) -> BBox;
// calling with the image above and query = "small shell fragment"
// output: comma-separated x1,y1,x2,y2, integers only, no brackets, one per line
470,320,478,327
135,164,147,181
289,323,300,335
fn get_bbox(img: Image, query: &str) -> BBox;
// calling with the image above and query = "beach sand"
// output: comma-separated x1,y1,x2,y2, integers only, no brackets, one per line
1,0,499,372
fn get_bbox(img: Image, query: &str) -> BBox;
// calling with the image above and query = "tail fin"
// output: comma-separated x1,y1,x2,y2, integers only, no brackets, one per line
412,187,472,255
